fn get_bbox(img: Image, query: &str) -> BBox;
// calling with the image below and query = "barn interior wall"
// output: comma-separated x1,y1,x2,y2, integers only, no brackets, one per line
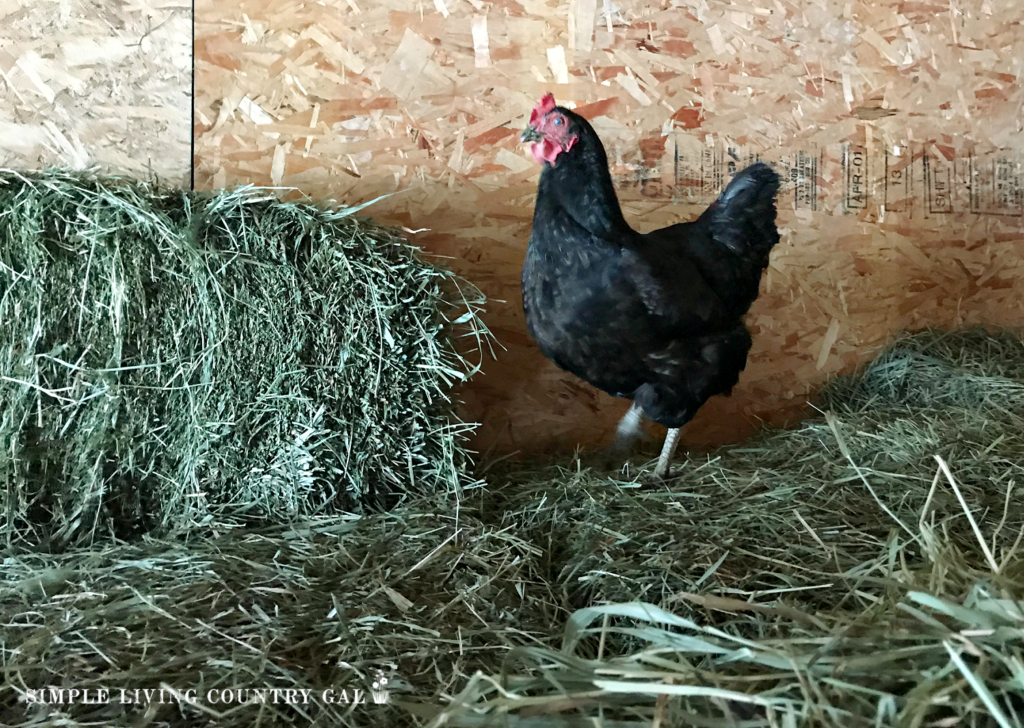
195,0,1024,454
0,0,191,186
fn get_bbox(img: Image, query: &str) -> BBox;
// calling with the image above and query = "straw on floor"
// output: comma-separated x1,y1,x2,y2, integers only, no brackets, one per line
0,170,488,550
1,328,1022,727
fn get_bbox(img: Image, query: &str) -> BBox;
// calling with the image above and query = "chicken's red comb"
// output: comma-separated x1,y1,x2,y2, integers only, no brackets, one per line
529,93,557,125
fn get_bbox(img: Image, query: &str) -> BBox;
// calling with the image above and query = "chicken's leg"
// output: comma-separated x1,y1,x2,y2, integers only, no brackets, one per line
610,400,644,453
599,401,645,470
654,427,681,479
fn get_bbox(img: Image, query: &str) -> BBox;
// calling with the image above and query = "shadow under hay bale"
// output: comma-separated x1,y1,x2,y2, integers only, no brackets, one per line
0,170,488,550
1,329,1022,728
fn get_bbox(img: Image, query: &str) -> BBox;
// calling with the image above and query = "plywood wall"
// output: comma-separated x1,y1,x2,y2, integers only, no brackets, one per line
195,0,1024,457
0,0,191,186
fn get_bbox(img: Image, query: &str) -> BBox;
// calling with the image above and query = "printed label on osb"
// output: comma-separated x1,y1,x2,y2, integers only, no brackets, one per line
844,144,868,211
923,148,955,216
970,155,1023,217
791,150,819,212
884,149,914,215
616,133,1022,224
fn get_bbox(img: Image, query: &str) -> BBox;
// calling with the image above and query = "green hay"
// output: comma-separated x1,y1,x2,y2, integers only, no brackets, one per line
1,329,1022,728
0,169,488,550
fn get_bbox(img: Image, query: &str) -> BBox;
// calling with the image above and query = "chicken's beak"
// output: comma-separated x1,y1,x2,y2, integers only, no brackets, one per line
520,125,542,143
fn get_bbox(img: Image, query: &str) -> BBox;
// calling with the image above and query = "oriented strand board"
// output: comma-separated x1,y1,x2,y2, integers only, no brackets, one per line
0,0,191,185
195,0,1024,457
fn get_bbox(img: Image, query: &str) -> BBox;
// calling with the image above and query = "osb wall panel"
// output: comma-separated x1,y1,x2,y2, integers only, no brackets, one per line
0,0,191,186
195,0,1024,457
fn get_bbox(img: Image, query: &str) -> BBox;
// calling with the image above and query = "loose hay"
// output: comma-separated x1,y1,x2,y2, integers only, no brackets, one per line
0,169,488,550
2,329,1023,728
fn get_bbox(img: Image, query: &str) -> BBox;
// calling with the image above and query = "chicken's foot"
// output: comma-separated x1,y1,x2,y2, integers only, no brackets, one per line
654,427,681,479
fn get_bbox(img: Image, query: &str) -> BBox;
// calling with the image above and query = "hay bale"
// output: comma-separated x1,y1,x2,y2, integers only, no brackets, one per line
1,329,1022,728
0,169,487,549
823,328,1024,414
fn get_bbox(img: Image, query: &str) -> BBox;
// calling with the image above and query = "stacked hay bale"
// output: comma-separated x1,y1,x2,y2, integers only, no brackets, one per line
0,171,486,549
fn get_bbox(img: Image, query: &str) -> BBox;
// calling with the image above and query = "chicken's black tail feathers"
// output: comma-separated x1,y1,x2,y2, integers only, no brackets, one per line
708,161,781,261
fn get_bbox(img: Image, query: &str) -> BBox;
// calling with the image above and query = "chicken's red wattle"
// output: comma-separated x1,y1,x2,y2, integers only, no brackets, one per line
531,137,576,165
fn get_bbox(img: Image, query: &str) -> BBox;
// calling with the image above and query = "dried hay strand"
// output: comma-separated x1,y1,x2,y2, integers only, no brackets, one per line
0,169,488,550
1,329,1023,728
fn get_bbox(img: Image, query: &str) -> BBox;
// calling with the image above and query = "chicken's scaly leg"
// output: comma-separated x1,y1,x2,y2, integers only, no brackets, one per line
654,427,681,479
599,401,645,471
610,400,644,453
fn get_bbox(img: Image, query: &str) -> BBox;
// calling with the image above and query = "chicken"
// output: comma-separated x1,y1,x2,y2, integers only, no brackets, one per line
519,93,782,478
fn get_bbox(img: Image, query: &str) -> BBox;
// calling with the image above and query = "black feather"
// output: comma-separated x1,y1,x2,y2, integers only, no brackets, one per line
522,107,782,429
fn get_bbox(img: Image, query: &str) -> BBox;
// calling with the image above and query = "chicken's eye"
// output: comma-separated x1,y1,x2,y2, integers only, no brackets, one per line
553,117,563,126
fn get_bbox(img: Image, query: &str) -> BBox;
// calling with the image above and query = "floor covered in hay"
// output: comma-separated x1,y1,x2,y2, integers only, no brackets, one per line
3,329,1024,727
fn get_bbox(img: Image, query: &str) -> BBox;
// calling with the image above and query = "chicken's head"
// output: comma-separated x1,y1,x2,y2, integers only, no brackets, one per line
520,93,578,165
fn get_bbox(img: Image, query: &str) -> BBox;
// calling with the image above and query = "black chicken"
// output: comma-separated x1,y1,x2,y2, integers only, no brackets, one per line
520,93,782,478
